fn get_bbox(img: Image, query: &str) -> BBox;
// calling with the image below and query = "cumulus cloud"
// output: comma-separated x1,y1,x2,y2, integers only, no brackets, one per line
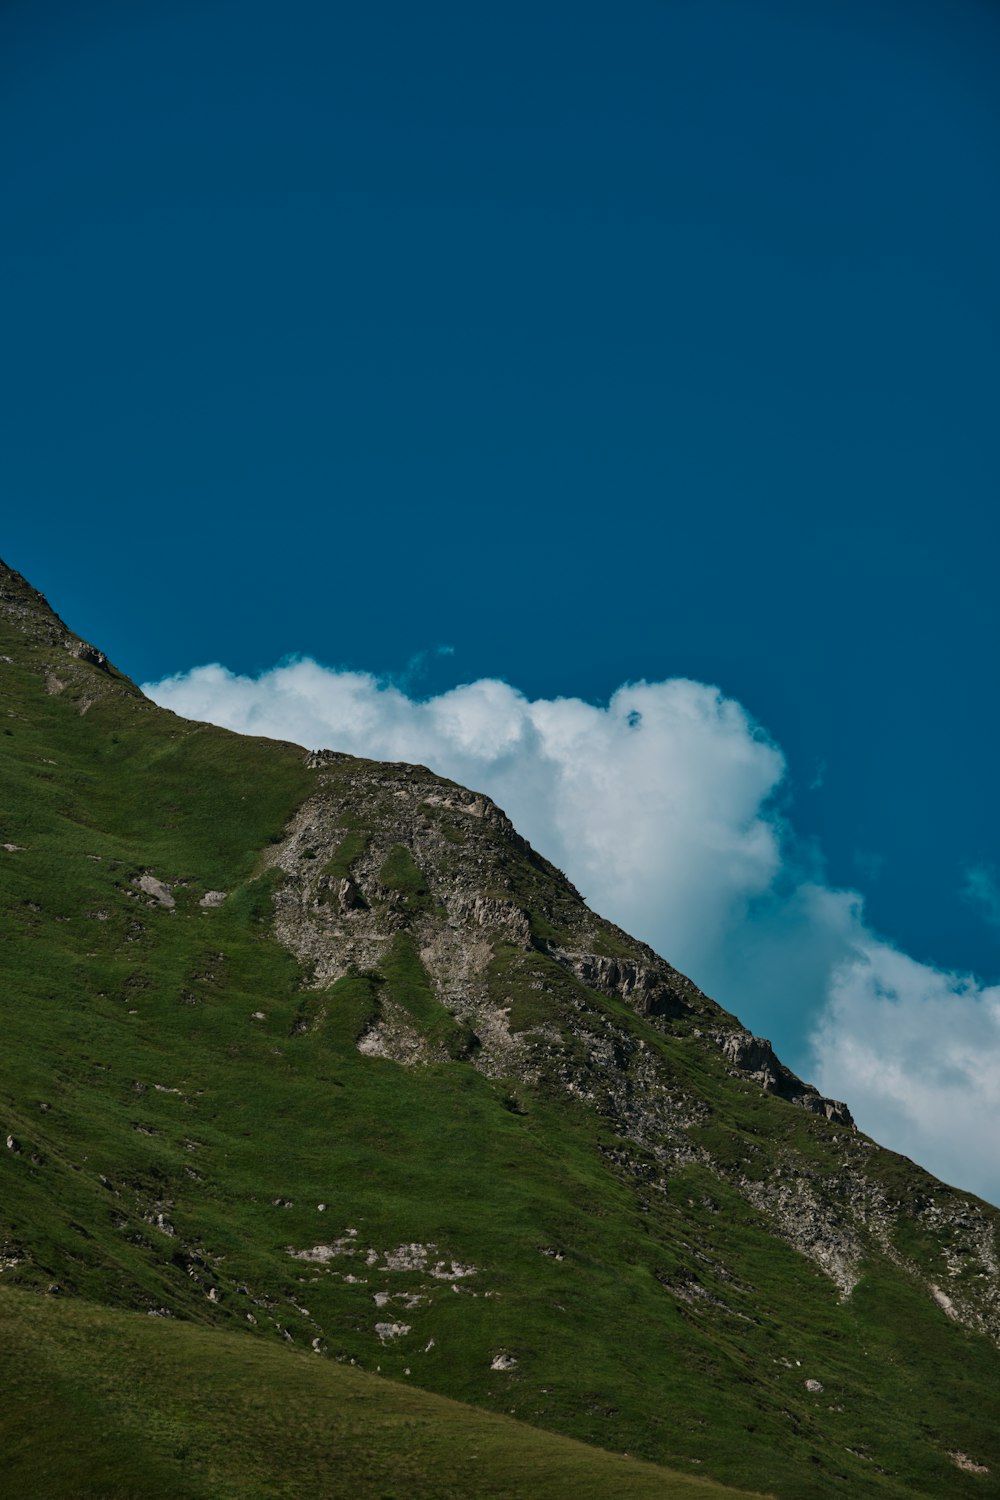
813,940,1000,1200
145,658,1000,1204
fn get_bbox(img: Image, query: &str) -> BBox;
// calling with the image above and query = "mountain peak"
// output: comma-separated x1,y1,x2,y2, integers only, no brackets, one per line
0,556,135,697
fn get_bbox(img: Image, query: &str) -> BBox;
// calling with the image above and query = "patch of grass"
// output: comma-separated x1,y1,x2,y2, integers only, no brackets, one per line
324,971,381,1047
379,843,432,911
321,830,369,884
380,932,479,1059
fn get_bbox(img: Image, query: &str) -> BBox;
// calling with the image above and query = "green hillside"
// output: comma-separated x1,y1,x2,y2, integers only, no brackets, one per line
1,558,998,1498
0,1285,759,1500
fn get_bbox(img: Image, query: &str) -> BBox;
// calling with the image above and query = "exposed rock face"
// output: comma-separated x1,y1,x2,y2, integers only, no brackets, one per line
738,1172,863,1297
717,1029,853,1127
65,636,110,672
335,877,365,913
550,949,694,1022
256,750,1000,1342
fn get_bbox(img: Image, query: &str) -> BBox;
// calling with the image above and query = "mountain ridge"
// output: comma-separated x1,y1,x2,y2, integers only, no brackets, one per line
2,555,998,1497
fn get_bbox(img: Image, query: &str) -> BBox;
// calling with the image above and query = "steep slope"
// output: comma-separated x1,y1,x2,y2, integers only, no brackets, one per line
1,557,999,1499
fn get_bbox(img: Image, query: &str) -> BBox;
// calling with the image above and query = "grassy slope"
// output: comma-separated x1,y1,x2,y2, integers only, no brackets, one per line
2,576,999,1498
0,1286,758,1500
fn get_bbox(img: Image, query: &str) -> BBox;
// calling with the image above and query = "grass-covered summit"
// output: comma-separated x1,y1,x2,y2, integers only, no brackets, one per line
1,557,999,1499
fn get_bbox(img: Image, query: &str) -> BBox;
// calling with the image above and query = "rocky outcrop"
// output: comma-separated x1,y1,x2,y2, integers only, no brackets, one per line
0,558,137,702
460,894,532,948
550,949,694,1021
304,749,353,769
716,1029,854,1127
65,636,110,672
131,873,176,909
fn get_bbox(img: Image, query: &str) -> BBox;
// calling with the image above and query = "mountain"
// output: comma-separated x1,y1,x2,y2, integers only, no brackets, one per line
1,556,998,1499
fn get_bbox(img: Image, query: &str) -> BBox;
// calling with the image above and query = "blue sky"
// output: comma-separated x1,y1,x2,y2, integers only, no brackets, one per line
3,1,999,1196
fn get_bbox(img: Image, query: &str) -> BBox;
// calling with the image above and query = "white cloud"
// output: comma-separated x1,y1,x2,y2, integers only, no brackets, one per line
813,938,1000,1200
145,658,1000,1205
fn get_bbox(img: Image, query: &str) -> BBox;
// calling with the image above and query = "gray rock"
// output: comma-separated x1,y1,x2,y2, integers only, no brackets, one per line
133,873,175,908
375,1321,411,1342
